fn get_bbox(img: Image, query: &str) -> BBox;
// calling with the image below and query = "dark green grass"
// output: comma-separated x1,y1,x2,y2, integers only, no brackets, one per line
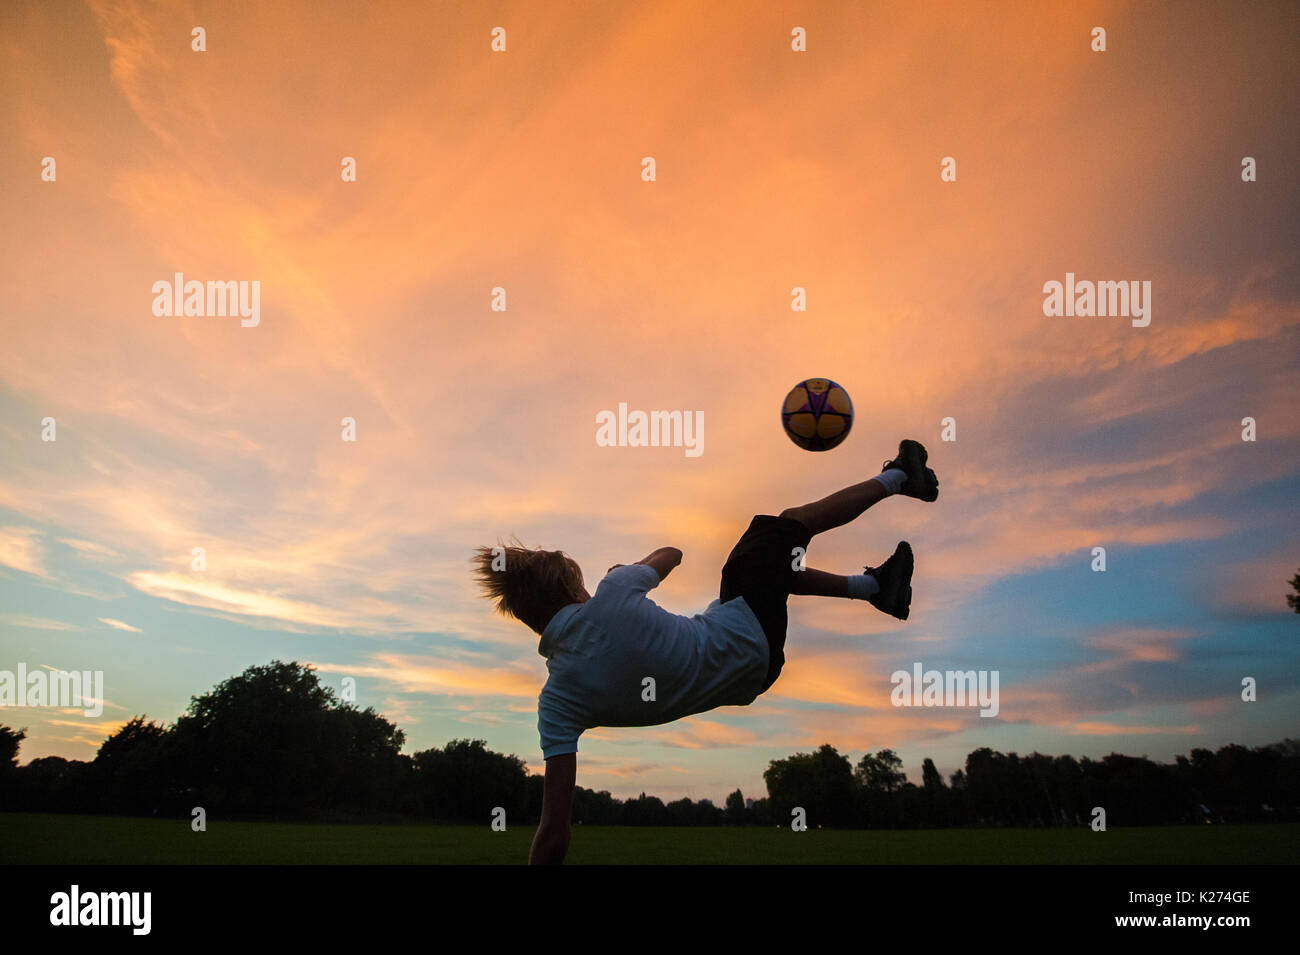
1,813,1294,864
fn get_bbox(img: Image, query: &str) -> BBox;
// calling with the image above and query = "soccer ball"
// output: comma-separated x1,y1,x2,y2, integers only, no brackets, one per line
781,378,853,451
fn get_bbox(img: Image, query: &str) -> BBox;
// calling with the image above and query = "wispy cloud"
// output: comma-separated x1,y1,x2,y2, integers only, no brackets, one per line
0,614,77,632
308,653,540,700
0,527,49,579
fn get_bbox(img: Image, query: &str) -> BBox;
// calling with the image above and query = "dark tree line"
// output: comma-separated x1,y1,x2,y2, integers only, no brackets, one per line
757,742,1300,829
1,661,1297,827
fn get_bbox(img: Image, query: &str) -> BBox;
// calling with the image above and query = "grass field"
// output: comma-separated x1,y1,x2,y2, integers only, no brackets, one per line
2,813,1296,864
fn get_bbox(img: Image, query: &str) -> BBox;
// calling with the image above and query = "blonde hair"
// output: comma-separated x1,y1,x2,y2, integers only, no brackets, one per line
471,539,585,634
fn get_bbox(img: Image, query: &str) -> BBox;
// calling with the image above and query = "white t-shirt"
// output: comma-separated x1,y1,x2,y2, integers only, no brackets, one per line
536,563,769,759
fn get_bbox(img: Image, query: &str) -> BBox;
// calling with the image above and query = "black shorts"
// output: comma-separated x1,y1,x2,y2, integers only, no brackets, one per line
719,514,813,693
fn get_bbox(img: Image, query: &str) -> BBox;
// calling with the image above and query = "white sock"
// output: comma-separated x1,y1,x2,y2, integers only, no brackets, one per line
847,573,880,600
874,468,908,496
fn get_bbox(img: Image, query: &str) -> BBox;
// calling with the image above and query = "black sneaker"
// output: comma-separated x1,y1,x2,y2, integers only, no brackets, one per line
866,541,913,620
881,439,939,502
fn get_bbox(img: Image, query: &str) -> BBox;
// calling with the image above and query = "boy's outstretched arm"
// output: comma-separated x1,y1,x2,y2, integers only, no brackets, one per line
529,752,576,865
636,547,682,581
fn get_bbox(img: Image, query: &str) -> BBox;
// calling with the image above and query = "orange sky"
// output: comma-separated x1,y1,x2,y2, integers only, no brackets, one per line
1,0,1298,801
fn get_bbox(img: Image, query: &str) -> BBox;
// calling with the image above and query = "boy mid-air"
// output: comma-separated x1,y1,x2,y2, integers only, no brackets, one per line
473,439,939,864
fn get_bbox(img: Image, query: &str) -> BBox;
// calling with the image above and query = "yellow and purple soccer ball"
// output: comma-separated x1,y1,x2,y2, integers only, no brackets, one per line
781,378,853,451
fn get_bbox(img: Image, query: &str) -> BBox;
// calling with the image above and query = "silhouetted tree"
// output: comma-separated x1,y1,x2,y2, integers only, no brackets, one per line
765,744,855,827
665,797,696,826
92,716,169,815
621,792,669,825
853,749,908,826
856,750,907,792
0,724,23,770
919,758,947,827
0,725,25,808
170,660,406,817
410,738,527,822
10,756,93,812
571,786,619,825
695,798,723,825
724,788,746,825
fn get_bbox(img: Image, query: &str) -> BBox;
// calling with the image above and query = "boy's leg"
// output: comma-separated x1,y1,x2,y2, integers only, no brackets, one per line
788,567,850,597
779,479,889,537
779,439,939,537
718,516,813,692
789,545,914,621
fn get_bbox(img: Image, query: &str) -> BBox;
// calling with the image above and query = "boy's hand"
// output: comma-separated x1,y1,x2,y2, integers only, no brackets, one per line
606,563,626,574
636,547,682,582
